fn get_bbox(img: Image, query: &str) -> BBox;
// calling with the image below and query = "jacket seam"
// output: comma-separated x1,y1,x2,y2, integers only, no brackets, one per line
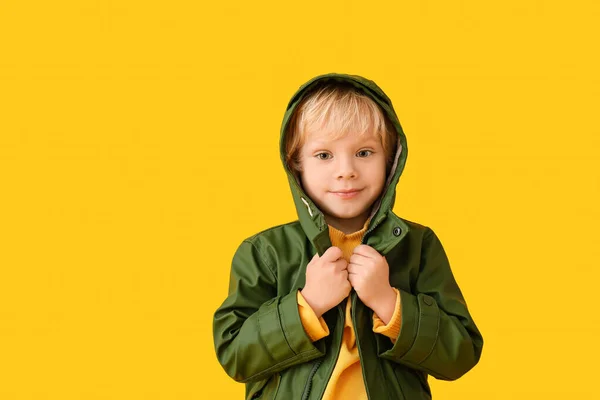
395,291,419,359
417,302,441,365
243,347,321,382
258,306,295,359
257,307,276,364
277,296,297,356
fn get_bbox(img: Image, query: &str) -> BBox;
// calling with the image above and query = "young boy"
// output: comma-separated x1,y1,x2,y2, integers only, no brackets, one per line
213,73,483,400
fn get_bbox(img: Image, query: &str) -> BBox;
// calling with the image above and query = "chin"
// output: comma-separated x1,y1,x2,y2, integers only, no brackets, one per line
329,209,368,220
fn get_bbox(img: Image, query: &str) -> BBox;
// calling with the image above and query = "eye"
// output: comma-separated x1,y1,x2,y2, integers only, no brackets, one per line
357,150,373,158
315,152,332,160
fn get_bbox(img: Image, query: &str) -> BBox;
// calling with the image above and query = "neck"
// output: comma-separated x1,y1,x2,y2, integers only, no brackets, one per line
325,210,370,235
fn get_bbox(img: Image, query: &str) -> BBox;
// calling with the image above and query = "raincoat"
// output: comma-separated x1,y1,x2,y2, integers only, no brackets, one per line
213,73,484,399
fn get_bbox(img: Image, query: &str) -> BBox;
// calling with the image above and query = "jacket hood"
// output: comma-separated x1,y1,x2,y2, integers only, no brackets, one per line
279,73,409,255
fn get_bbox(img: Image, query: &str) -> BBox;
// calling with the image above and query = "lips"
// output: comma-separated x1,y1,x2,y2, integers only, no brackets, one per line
331,189,363,199
334,189,362,193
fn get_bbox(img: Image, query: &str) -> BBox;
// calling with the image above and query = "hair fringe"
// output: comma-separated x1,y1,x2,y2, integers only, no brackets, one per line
285,82,397,175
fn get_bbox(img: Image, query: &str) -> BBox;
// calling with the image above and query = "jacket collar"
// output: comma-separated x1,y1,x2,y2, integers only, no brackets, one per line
280,73,410,255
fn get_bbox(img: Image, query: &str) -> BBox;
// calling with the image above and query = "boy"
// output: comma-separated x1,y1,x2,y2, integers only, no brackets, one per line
213,73,483,400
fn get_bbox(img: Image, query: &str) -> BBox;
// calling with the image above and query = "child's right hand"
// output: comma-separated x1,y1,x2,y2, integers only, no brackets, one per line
300,246,351,319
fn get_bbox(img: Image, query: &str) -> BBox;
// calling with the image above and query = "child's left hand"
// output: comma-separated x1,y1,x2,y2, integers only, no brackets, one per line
348,244,397,321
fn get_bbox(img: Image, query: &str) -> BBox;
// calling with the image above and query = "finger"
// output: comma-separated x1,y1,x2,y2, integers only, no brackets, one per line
333,258,348,271
352,244,380,258
346,263,353,274
342,278,352,293
322,246,343,262
347,262,360,275
347,273,356,287
349,253,370,265
341,269,349,280
306,253,319,270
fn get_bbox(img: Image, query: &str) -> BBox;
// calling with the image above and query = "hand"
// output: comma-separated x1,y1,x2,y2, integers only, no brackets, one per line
300,246,352,318
348,245,396,322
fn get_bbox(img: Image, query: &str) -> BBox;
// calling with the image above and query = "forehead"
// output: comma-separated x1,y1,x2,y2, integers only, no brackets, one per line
303,129,381,147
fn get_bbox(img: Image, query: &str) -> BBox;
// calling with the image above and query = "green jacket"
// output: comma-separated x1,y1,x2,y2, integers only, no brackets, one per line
213,73,483,400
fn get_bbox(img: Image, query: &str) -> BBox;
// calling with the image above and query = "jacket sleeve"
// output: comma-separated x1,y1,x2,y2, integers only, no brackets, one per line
213,239,326,383
377,228,484,381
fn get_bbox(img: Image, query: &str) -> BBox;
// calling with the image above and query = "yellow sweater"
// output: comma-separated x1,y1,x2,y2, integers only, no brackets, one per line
296,218,402,400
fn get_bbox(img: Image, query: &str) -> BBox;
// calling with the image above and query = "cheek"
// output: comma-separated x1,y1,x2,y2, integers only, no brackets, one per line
299,162,323,189
367,161,387,187
301,157,323,174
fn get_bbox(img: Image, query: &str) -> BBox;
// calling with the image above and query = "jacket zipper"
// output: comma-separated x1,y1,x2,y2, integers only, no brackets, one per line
350,217,384,400
300,359,322,400
352,291,372,400
301,305,344,400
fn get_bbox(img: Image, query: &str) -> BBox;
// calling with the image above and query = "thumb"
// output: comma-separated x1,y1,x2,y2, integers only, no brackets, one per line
321,246,343,263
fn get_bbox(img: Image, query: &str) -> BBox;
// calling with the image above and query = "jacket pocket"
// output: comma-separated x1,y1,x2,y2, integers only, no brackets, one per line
247,373,281,400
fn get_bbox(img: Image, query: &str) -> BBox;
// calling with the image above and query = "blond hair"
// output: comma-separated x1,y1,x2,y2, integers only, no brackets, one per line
285,82,397,175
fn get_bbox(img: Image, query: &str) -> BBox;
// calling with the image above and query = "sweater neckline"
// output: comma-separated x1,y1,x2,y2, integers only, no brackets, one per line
327,217,371,242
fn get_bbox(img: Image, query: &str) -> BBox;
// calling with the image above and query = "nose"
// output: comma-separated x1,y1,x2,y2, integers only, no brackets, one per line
336,155,357,180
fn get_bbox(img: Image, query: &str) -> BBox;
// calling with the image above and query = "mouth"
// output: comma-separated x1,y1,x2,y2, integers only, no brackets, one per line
330,189,363,199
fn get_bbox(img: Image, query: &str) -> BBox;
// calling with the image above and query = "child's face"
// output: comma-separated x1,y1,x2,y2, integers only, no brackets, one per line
298,129,387,233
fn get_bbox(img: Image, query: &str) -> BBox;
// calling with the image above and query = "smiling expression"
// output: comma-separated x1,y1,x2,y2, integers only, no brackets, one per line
298,130,387,234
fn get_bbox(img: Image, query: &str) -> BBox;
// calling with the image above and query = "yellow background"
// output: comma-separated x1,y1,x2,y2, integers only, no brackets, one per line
1,1,599,399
